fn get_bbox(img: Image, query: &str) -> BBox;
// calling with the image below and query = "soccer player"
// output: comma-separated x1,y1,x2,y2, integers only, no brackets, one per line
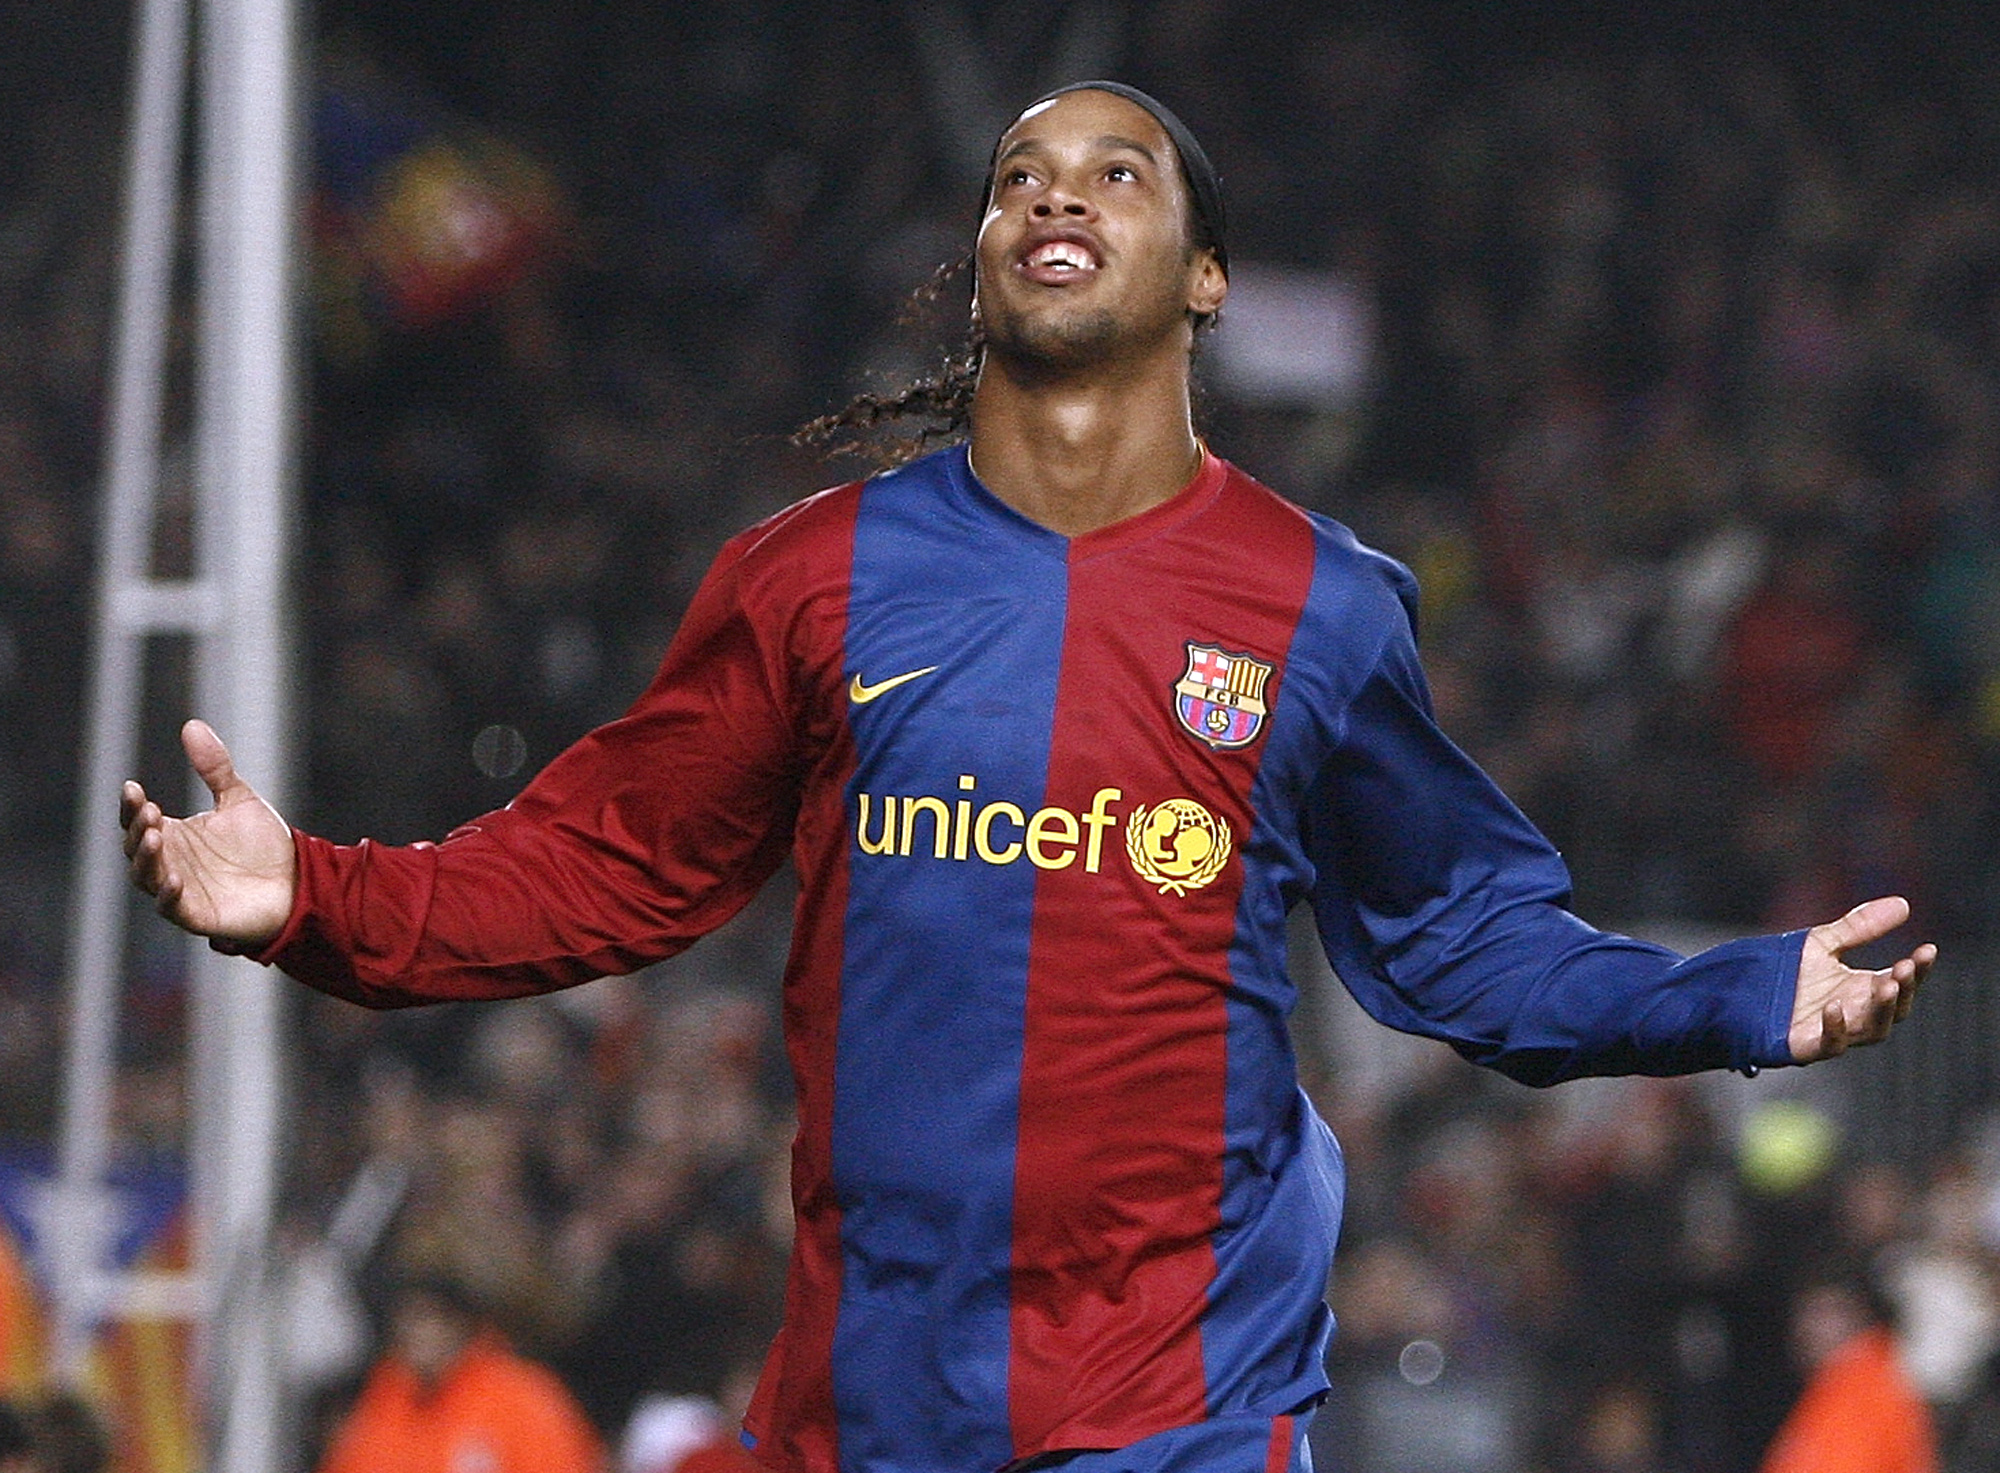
122,84,1932,1473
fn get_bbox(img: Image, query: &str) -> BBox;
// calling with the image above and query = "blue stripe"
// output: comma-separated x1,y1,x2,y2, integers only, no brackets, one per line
831,448,1068,1470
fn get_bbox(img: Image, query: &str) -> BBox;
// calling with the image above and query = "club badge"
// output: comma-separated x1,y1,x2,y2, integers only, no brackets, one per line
1173,642,1273,749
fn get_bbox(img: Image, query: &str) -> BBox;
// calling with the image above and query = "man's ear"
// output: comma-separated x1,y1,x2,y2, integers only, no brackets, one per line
1187,251,1227,320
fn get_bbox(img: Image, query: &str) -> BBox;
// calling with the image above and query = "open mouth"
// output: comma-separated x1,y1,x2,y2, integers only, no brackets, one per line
1018,236,1102,282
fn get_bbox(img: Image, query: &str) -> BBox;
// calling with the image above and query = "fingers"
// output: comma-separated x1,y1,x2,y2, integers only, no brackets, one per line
126,816,167,905
127,802,165,879
1810,895,1913,957
1816,953,1930,1059
123,799,152,861
119,779,146,830
124,808,198,929
124,717,232,864
180,719,247,806
120,783,150,854
121,778,180,908
150,846,184,918
1892,943,1938,1022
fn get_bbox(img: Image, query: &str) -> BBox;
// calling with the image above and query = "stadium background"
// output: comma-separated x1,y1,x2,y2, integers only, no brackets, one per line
3,0,2000,1469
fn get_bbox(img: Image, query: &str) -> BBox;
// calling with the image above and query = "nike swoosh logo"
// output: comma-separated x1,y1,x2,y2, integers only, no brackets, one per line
849,666,939,704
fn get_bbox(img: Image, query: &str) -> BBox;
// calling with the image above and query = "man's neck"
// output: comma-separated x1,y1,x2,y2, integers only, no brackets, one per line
966,344,1203,538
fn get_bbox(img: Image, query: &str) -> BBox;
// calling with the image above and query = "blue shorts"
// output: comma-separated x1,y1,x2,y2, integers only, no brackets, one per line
1005,1410,1317,1473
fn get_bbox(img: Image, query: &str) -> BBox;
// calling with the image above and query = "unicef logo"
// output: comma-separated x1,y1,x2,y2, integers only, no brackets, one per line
851,779,1237,894
1124,798,1233,896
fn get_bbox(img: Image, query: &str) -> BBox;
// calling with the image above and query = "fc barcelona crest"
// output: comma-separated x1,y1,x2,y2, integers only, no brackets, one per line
1173,642,1273,749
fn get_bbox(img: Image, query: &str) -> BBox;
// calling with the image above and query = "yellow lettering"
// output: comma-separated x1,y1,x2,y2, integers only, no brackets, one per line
954,775,975,860
1026,806,1080,869
861,782,1129,874
975,801,1025,864
1080,787,1122,873
857,793,896,855
900,795,951,859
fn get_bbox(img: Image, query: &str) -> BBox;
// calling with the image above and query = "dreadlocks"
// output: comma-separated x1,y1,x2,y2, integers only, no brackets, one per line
790,251,1221,471
791,255,983,469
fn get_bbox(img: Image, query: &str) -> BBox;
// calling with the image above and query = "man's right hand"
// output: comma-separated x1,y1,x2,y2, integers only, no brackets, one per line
121,719,297,949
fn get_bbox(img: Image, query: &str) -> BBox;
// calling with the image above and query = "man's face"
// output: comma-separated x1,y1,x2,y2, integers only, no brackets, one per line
974,89,1225,373
392,1289,478,1384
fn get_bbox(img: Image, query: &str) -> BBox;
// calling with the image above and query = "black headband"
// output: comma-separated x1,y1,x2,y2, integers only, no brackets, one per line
987,80,1229,275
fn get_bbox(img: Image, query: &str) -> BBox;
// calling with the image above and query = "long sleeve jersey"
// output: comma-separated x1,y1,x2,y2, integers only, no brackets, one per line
259,445,1804,1473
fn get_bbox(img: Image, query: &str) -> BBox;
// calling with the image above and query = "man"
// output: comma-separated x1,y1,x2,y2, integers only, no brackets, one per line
123,84,1932,1473
316,1273,604,1473
1758,1268,1937,1473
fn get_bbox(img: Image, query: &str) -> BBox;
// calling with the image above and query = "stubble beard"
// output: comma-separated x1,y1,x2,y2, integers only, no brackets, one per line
985,305,1123,377
980,289,1195,383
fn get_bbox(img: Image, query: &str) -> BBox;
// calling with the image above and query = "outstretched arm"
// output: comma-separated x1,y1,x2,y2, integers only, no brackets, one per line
121,718,296,948
1788,896,1934,1062
118,518,812,1009
1305,613,1934,1083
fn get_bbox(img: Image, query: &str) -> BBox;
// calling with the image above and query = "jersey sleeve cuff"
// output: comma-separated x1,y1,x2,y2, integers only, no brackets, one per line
244,827,319,967
1748,928,1808,1073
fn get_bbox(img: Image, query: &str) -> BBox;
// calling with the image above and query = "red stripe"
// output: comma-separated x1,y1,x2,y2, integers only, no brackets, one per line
1266,1414,1296,1473
740,485,864,1473
1007,461,1317,1454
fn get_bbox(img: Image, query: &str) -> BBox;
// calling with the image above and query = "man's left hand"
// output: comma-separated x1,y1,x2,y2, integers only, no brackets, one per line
1789,896,1934,1062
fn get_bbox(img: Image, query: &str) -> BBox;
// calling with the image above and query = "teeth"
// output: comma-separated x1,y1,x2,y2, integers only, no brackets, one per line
1028,241,1094,270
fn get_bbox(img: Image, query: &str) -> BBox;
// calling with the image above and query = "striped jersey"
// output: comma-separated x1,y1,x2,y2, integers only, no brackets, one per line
265,445,1802,1472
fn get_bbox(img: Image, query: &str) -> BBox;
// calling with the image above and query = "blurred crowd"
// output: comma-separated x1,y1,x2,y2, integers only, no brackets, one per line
0,1392,108,1473
5,1,2000,1470
1305,1040,1997,1472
